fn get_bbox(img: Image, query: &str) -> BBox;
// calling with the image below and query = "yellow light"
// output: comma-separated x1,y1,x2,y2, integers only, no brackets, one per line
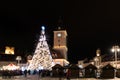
5,46,14,54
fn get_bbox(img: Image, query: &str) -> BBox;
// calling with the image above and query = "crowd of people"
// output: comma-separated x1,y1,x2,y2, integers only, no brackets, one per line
0,68,72,80
0,70,22,78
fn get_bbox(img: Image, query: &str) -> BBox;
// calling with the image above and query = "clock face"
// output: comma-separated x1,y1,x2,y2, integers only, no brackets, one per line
57,33,62,37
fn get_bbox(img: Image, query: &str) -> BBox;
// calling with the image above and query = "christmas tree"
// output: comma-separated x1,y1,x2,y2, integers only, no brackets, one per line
27,26,54,70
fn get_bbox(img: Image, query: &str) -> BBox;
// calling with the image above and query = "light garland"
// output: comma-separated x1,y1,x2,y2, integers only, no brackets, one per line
27,26,54,70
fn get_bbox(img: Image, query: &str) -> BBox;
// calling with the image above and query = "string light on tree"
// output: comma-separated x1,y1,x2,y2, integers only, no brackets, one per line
27,26,54,70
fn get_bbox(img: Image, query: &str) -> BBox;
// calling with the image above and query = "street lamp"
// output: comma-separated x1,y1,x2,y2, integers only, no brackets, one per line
16,56,22,66
111,45,120,78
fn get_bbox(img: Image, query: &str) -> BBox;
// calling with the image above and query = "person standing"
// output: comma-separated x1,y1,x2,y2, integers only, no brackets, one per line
66,69,71,80
24,69,27,77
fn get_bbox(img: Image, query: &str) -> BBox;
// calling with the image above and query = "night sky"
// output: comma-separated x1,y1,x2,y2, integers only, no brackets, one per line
0,1,120,63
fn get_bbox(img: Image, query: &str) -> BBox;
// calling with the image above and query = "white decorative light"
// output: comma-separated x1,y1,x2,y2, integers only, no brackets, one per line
111,45,120,78
41,26,45,30
27,26,54,70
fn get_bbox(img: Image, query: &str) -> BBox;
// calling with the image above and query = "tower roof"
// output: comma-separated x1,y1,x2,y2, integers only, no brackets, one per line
56,16,65,31
57,16,63,27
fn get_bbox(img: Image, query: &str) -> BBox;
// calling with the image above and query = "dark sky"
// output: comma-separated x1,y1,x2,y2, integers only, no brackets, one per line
0,1,120,63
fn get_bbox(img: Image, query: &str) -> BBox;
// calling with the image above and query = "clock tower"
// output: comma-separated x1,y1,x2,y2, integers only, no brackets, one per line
53,27,69,66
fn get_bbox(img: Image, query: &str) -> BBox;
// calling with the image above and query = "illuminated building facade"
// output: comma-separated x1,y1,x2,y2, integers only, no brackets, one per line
53,27,69,66
94,49,102,68
5,46,15,55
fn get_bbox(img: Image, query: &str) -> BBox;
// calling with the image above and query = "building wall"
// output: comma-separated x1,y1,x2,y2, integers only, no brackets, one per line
53,30,68,60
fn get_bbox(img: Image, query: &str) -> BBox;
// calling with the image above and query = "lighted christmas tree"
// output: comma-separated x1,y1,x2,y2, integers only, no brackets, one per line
27,26,54,70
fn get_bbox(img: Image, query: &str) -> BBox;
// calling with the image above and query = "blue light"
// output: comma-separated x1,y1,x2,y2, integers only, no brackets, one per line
41,26,45,30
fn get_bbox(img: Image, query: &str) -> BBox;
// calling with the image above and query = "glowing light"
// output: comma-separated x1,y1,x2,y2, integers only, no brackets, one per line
2,63,20,70
111,48,115,52
79,65,83,68
27,26,54,70
5,46,15,54
57,33,62,37
41,26,45,30
21,67,26,71
38,66,43,70
111,46,120,52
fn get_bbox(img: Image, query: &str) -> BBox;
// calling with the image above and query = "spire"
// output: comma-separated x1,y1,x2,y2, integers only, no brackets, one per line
58,16,63,25
96,48,101,56
57,16,63,29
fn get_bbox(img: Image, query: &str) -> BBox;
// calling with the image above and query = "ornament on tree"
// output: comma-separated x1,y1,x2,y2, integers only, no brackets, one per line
27,26,54,70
